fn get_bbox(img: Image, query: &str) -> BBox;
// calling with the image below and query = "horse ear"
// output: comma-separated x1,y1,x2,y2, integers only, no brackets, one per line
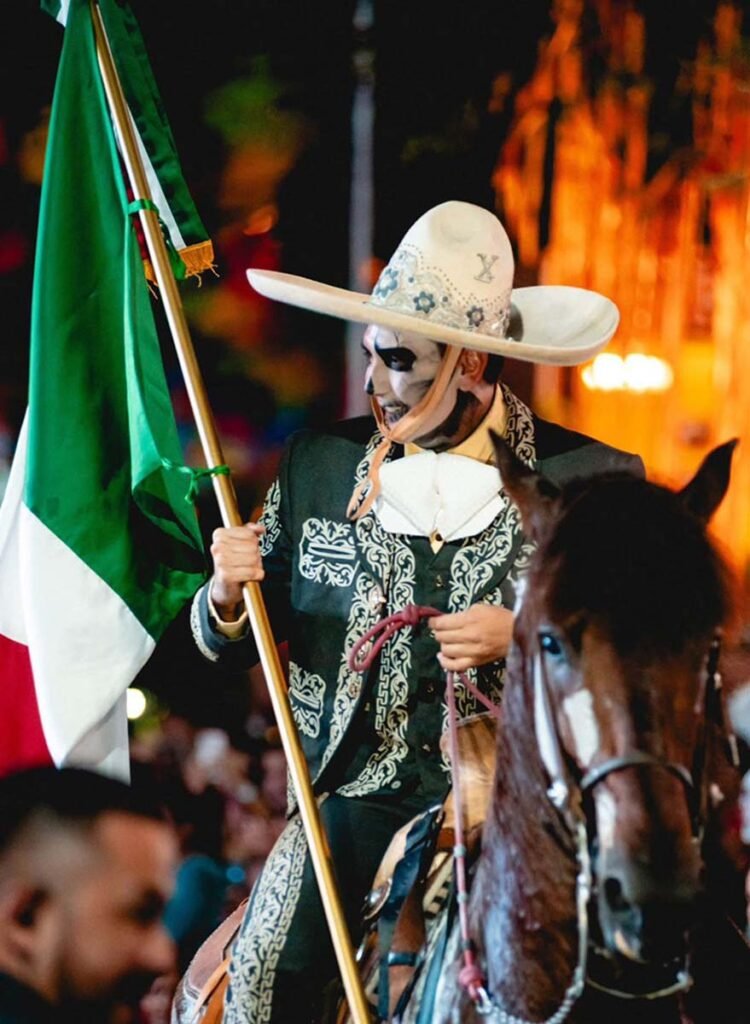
490,430,560,542
678,439,738,524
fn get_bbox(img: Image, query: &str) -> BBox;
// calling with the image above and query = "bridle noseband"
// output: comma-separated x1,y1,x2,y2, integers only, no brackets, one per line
580,751,693,795
577,634,739,843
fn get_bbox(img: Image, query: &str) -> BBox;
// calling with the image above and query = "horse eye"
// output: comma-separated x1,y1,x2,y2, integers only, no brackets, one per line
539,632,564,658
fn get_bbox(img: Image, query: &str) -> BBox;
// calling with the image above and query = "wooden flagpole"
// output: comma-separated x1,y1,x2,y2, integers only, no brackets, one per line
88,4,370,1021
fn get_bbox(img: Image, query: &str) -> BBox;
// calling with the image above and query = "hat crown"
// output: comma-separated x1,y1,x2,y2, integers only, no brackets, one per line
402,200,512,262
369,201,514,340
245,198,619,365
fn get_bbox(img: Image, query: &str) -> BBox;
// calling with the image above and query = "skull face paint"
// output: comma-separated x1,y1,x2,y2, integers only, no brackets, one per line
362,325,458,436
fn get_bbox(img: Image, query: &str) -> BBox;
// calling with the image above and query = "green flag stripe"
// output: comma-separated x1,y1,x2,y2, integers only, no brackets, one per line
40,0,67,22
27,0,206,638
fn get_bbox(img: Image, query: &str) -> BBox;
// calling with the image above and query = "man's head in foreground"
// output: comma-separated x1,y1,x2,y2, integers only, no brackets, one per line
0,766,177,1019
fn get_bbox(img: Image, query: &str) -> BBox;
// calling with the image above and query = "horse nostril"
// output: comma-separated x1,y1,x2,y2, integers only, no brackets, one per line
604,876,631,914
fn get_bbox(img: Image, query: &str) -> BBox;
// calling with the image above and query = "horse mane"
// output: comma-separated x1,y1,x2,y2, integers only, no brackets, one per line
534,472,732,657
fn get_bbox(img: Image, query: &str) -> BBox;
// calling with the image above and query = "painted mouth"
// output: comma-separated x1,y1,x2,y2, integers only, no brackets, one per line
379,403,408,422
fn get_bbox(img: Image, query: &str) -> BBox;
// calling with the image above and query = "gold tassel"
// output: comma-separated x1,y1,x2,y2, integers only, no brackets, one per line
144,240,217,284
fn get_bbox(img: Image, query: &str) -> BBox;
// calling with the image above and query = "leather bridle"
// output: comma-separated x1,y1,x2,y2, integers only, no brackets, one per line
348,607,740,1021
507,629,740,1018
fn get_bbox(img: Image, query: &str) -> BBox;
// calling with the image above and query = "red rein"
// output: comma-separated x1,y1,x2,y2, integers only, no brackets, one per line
347,603,442,672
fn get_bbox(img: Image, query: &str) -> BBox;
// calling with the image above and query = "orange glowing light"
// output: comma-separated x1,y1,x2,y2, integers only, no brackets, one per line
581,353,674,393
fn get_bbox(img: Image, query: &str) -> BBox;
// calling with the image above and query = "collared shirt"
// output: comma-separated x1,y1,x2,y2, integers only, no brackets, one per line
403,385,505,552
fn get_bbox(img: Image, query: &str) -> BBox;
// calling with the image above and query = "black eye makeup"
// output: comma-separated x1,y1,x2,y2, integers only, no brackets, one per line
374,343,417,372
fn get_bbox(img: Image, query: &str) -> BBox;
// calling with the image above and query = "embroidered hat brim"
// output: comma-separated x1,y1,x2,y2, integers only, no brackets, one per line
246,269,618,367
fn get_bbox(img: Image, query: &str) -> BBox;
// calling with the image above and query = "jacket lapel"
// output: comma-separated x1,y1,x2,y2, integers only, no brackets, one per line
447,384,537,608
315,431,407,785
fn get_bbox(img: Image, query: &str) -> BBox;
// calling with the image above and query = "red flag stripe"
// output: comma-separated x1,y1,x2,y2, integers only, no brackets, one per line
0,634,53,775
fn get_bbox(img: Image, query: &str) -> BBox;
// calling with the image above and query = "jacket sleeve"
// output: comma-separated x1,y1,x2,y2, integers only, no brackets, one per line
189,437,295,671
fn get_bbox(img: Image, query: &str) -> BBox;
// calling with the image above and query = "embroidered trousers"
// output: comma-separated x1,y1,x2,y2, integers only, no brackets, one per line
223,791,431,1024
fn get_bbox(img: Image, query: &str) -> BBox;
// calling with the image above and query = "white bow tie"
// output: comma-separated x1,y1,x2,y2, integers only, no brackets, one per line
375,452,504,541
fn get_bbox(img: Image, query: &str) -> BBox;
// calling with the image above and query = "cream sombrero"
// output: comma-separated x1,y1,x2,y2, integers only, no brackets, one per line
246,200,619,366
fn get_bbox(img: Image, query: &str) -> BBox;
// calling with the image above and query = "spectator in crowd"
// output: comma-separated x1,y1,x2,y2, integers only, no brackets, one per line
0,766,177,1024
161,780,236,973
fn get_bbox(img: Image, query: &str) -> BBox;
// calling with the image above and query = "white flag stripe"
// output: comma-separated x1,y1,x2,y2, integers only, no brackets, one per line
0,415,29,645
129,104,186,251
54,0,72,26
65,691,131,780
0,414,152,777
13,501,154,766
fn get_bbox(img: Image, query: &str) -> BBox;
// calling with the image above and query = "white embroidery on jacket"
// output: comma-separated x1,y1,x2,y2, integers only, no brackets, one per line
224,817,308,1024
298,518,357,588
442,389,537,730
288,661,326,738
190,587,219,663
312,431,390,793
338,526,416,797
258,479,281,556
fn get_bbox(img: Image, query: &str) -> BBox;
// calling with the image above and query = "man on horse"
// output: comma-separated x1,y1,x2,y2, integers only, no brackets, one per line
188,200,643,1022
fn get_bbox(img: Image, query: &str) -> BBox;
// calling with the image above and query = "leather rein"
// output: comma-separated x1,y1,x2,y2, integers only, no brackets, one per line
348,608,740,1023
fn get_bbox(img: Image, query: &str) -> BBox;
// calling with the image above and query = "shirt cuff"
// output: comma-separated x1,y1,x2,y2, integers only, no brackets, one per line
207,584,249,639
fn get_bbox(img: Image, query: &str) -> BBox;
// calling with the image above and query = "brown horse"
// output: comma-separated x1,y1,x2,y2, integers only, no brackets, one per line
398,439,748,1024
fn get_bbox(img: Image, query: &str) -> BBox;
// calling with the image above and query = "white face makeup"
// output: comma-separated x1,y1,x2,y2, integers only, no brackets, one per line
362,325,447,431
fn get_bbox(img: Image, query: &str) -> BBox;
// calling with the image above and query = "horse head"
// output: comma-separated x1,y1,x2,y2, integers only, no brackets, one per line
492,437,737,974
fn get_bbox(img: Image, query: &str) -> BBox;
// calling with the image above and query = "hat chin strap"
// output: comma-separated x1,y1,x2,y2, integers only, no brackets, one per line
347,345,464,521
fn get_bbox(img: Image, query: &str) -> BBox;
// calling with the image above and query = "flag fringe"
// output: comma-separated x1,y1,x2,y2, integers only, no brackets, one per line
145,240,216,283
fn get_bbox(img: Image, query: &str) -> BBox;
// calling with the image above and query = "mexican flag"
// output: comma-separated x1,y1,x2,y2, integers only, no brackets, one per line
0,0,210,778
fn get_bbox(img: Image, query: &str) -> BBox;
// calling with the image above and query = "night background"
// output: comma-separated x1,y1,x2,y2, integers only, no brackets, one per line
3,0,736,449
1,0,749,725
2,7,750,1007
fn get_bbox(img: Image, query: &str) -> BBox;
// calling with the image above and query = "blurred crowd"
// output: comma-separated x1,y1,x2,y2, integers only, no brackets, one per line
128,710,288,1023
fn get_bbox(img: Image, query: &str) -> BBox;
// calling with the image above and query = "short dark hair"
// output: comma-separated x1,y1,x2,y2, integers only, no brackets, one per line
0,766,165,856
483,353,505,383
436,344,505,383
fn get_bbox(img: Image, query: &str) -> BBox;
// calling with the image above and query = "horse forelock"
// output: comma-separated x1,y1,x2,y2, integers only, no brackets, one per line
527,473,732,657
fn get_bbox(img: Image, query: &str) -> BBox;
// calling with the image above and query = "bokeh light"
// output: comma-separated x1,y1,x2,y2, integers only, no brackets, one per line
581,353,674,393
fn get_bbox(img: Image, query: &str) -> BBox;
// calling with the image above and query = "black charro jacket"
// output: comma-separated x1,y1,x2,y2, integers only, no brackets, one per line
190,387,643,808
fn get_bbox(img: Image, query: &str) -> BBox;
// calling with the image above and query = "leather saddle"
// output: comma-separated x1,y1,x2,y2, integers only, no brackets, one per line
347,711,498,1022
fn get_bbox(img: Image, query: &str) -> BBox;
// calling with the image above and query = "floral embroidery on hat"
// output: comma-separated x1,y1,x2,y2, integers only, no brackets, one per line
368,245,511,339
373,266,399,299
466,305,485,327
413,290,437,314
